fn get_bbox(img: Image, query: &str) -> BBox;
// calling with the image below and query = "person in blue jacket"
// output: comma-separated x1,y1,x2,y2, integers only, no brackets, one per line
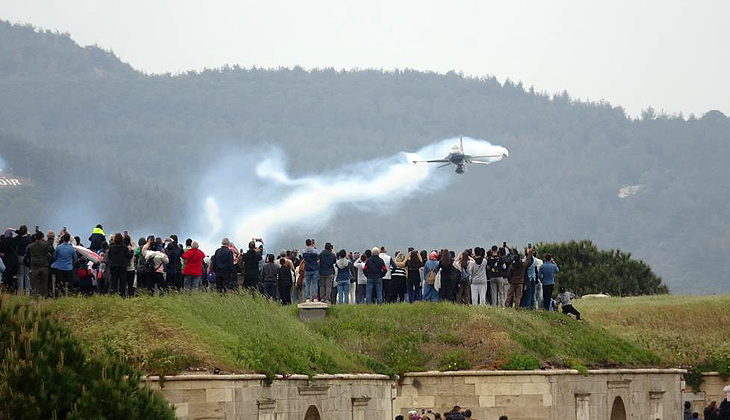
538,253,559,310
51,233,78,295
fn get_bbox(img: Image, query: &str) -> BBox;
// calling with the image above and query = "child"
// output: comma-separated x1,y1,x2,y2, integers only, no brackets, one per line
558,286,581,320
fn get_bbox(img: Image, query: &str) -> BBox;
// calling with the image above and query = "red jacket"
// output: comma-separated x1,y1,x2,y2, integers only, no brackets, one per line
182,248,206,276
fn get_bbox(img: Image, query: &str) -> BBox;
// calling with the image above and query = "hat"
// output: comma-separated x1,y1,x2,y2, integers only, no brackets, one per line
430,251,438,260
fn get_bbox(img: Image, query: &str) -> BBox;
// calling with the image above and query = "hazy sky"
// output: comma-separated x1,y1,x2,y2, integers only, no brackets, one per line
2,0,729,116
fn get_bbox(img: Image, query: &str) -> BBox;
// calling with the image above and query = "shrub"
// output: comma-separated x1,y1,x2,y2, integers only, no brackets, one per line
438,350,471,371
535,239,668,296
502,354,541,370
0,298,176,420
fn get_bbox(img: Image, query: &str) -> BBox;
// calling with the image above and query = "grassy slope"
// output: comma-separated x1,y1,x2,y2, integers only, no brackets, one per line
41,293,730,376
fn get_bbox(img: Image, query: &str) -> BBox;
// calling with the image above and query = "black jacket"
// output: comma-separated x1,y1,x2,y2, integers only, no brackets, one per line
212,246,234,273
13,234,32,256
165,245,183,274
277,265,293,287
243,249,262,277
363,256,387,279
107,243,132,269
319,249,336,275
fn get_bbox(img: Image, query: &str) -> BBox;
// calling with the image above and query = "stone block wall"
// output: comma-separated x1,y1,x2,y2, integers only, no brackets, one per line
145,373,392,420
146,369,687,420
683,373,729,414
394,370,684,420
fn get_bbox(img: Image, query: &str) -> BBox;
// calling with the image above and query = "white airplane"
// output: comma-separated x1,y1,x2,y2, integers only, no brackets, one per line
411,137,507,174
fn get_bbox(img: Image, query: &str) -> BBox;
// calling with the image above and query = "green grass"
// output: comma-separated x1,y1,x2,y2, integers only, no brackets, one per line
46,292,369,377
30,293,730,377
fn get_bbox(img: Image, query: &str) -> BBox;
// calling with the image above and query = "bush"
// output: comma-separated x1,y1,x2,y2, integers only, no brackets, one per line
0,297,176,420
438,350,471,371
502,354,541,370
536,240,668,296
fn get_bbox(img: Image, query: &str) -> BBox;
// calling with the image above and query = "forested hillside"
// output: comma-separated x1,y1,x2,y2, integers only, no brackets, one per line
0,21,728,293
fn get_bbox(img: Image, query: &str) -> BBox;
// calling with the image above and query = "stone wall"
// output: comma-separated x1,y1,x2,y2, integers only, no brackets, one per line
683,373,729,414
145,373,392,420
146,369,686,420
394,370,684,420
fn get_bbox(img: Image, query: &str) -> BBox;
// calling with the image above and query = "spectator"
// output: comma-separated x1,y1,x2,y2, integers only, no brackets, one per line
243,240,263,290
391,252,408,302
538,253,559,310
521,249,537,309
558,286,581,320
123,234,136,297
13,225,32,295
505,253,525,309
533,252,544,309
1,228,19,292
354,252,368,304
487,246,507,307
379,246,394,302
302,239,320,302
422,251,440,302
335,249,352,304
26,231,53,297
277,258,294,305
135,237,148,290
470,247,489,305
363,247,387,305
211,238,234,293
165,239,184,290
142,237,170,295
46,230,56,249
107,233,132,296
294,259,306,303
88,224,106,252
684,402,693,420
260,254,278,299
705,401,719,420
182,241,206,290
319,242,336,303
439,249,455,302
405,249,422,303
454,250,474,304
720,395,730,420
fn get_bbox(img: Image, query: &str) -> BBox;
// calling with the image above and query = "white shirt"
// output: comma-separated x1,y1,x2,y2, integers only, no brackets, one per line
354,260,367,285
380,253,392,279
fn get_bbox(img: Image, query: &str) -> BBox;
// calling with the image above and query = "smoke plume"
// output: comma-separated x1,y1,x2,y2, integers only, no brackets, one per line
198,137,507,251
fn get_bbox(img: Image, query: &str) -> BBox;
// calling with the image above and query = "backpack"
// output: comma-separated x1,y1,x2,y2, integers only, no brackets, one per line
487,256,503,278
460,266,471,283
426,267,437,285
144,253,159,272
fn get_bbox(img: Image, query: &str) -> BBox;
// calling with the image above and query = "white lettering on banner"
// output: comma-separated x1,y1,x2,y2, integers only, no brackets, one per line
0,177,23,186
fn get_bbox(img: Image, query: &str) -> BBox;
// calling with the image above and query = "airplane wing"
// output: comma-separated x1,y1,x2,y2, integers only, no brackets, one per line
469,160,493,165
468,154,507,159
411,159,450,164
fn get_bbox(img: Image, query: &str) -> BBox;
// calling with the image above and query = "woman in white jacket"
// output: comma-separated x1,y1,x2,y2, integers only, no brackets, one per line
142,239,170,295
469,247,490,305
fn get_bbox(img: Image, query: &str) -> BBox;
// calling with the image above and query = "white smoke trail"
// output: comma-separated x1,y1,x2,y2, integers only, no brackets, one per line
205,197,222,235
0,155,6,172
199,137,507,252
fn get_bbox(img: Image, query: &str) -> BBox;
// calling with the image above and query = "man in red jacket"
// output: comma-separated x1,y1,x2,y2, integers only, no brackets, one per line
182,241,206,290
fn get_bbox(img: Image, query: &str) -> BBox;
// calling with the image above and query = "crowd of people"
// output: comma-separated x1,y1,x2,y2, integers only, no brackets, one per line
0,224,581,318
396,406,495,420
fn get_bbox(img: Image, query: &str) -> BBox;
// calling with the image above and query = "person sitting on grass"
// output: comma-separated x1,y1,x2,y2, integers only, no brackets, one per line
558,286,581,320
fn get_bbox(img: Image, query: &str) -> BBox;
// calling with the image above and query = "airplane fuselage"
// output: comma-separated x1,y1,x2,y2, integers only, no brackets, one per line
448,152,467,173
447,152,465,165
